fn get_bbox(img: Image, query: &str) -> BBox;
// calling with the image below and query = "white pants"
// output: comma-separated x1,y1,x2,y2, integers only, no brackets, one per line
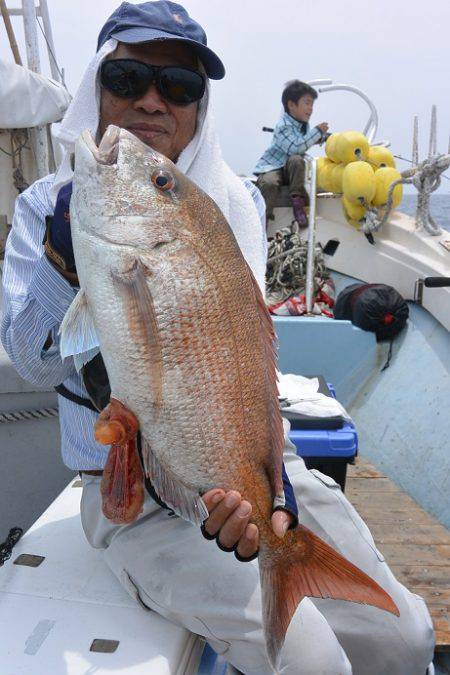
80,435,434,675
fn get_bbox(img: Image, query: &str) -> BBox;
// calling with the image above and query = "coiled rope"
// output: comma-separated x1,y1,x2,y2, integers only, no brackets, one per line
0,527,23,566
266,222,330,306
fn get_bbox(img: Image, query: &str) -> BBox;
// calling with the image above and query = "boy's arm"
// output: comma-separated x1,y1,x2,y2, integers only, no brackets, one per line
1,186,77,388
274,121,324,155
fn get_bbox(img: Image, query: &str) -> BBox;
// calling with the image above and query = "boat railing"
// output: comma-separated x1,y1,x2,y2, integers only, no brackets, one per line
303,154,318,314
307,79,379,143
1,0,66,178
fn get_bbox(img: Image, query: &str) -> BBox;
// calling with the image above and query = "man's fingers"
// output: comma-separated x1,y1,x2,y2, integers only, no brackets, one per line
217,499,252,549
202,489,225,515
271,509,294,539
202,490,241,537
236,523,259,559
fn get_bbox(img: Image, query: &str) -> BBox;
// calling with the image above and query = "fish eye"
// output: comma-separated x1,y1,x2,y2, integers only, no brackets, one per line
151,170,175,191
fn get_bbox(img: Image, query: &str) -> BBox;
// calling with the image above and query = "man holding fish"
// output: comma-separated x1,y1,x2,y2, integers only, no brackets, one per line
1,2,434,673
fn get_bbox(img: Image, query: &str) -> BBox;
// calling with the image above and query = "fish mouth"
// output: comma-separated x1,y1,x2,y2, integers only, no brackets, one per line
81,125,165,167
82,126,121,165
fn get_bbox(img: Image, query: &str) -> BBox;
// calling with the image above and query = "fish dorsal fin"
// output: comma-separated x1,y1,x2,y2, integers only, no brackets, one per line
60,289,99,362
141,436,208,525
249,271,285,495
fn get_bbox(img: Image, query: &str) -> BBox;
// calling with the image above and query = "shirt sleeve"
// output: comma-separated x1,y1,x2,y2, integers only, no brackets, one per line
274,122,323,156
1,183,77,387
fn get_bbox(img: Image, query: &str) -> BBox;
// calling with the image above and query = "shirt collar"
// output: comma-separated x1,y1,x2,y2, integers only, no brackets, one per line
283,111,308,134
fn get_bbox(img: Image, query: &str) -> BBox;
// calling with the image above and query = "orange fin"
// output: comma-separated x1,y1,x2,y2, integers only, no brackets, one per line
260,524,399,668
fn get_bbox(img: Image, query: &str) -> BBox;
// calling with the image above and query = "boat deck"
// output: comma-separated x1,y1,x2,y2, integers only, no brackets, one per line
347,457,450,652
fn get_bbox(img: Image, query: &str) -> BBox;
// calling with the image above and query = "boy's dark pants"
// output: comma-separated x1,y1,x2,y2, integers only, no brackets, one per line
256,154,308,222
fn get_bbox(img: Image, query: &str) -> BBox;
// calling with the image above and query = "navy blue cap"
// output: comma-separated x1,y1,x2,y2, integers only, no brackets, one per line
97,1,225,80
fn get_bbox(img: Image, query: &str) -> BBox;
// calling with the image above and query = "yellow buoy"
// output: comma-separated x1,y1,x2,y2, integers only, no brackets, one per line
325,133,341,162
317,157,335,191
342,161,376,204
372,167,403,207
342,196,366,222
330,163,345,193
336,131,369,164
367,146,396,169
347,218,363,229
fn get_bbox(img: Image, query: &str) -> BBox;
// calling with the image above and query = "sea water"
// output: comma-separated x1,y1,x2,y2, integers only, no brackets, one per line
401,193,450,232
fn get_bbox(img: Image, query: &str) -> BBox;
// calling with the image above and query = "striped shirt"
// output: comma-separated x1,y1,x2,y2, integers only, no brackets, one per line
1,174,267,470
254,112,324,174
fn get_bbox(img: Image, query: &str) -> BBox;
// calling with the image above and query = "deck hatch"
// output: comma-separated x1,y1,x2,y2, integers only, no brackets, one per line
13,554,45,567
90,638,120,653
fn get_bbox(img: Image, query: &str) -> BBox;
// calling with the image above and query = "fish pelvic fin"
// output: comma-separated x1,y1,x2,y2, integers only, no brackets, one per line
260,523,399,669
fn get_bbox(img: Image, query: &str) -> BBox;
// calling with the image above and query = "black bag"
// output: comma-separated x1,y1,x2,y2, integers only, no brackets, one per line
334,283,409,341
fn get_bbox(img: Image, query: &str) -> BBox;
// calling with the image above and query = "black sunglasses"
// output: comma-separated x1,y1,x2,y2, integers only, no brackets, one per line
100,59,206,105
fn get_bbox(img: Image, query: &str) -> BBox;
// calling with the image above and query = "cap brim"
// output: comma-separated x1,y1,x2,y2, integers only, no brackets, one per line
110,27,225,80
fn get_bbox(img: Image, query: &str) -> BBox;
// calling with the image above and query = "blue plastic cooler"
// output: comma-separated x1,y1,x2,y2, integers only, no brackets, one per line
285,380,358,491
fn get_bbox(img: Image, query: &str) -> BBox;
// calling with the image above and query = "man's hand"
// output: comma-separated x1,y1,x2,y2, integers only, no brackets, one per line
317,122,329,134
202,489,295,560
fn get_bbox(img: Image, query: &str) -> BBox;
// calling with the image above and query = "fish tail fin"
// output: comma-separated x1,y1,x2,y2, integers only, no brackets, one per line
259,523,399,668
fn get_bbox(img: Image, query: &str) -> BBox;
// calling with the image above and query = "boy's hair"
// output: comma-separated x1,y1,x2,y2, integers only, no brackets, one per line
282,80,318,112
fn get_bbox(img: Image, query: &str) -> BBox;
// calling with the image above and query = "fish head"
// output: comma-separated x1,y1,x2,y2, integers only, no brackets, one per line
71,125,203,250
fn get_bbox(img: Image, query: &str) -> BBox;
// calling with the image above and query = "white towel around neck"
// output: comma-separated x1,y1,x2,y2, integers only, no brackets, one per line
51,39,266,292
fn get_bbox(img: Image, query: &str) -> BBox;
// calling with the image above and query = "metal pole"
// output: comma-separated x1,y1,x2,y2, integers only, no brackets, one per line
317,83,379,143
38,0,62,83
21,0,49,178
0,0,23,64
412,116,419,166
428,105,437,158
305,156,317,314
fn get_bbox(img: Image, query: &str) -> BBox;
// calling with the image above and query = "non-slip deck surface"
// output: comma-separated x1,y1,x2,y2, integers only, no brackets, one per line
347,457,450,652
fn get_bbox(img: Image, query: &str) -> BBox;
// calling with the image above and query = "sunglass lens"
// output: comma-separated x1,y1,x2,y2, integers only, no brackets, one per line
160,67,205,104
101,60,150,98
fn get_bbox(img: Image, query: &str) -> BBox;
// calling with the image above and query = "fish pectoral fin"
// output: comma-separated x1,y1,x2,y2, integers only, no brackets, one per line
59,289,99,365
141,436,208,525
111,257,163,412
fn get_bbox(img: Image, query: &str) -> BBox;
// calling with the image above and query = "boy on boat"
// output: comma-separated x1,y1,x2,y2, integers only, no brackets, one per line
255,80,329,229
1,2,435,673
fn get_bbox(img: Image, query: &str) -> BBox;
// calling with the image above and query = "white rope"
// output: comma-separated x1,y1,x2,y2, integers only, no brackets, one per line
362,153,450,236
0,407,58,424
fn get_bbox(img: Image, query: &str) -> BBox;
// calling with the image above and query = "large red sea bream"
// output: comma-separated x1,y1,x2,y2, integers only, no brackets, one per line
60,125,399,669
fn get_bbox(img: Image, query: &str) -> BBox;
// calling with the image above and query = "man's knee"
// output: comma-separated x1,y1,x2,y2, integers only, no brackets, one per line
353,592,435,674
395,594,435,671
256,171,281,196
286,154,305,169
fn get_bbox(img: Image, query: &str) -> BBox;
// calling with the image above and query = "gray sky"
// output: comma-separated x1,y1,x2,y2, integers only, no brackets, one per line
2,0,449,191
